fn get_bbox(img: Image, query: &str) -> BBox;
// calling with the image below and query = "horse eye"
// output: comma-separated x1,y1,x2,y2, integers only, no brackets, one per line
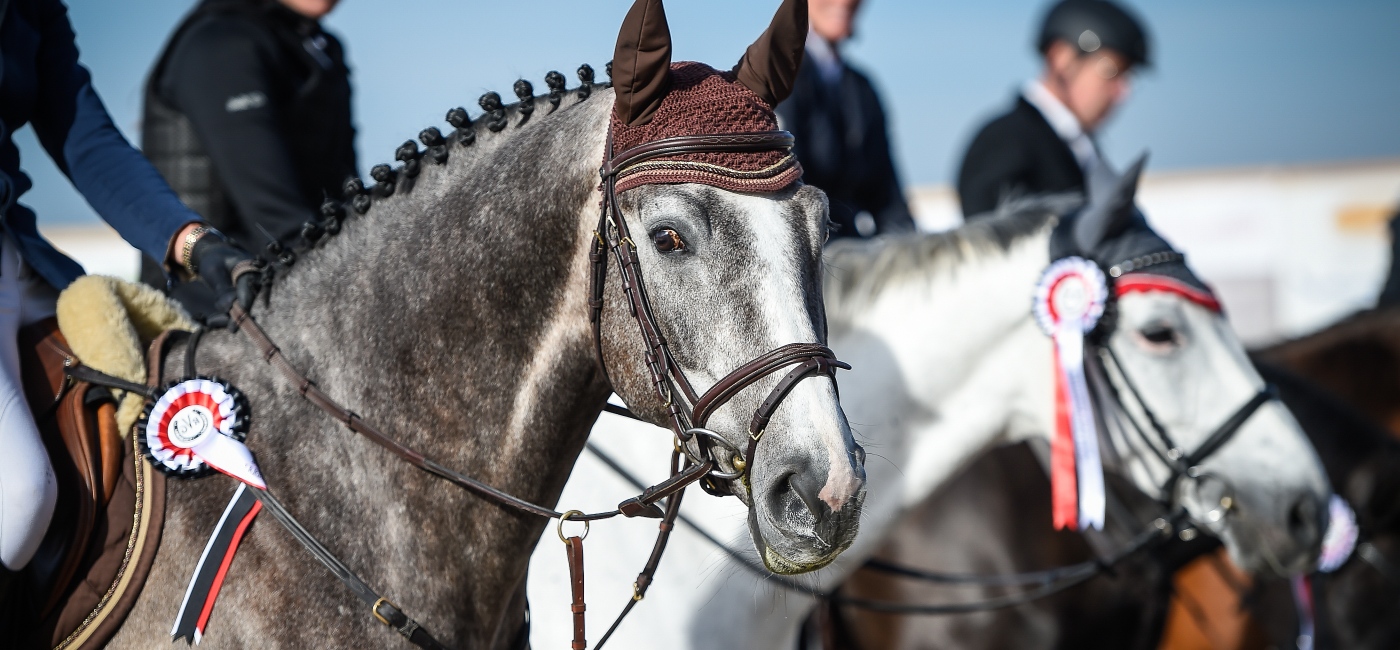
652,228,685,253
1138,323,1179,346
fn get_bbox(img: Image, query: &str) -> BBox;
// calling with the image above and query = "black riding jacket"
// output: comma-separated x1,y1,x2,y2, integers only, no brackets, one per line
777,57,914,240
141,0,356,263
957,96,1086,219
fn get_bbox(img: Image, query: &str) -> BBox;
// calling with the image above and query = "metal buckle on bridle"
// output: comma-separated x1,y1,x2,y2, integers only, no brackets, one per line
372,597,399,627
686,427,746,480
557,509,591,544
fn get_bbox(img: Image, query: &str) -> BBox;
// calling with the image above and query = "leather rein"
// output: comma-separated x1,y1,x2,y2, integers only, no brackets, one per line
71,130,850,649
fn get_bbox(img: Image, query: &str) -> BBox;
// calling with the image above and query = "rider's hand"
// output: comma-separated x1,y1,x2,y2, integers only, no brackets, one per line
173,225,262,318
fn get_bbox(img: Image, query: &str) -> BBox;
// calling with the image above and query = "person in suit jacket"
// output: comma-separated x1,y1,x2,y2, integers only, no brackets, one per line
1379,206,1400,308
776,0,914,240
0,0,256,575
957,0,1150,218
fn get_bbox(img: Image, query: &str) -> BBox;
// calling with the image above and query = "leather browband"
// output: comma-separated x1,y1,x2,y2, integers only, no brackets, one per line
600,131,796,179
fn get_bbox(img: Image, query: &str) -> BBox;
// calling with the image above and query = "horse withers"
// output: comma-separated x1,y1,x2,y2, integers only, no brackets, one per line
97,1,865,648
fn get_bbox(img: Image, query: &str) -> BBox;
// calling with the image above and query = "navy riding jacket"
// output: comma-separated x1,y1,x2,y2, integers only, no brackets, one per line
0,0,198,289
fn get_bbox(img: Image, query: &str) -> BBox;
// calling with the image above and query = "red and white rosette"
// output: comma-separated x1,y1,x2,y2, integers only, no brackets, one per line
142,378,264,489
1033,257,1108,531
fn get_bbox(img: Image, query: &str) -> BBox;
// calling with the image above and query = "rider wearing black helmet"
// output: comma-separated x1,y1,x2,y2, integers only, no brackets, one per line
956,0,1149,218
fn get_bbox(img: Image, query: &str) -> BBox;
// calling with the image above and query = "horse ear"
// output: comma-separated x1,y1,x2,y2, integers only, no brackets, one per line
1073,153,1148,253
733,0,808,106
612,0,673,126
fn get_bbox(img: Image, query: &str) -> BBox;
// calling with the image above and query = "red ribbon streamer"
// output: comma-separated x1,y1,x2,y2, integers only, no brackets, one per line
1051,344,1079,531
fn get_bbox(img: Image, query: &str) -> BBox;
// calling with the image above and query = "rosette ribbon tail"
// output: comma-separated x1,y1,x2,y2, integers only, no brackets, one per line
1055,326,1105,530
1050,344,1079,531
1035,257,1110,532
193,434,266,490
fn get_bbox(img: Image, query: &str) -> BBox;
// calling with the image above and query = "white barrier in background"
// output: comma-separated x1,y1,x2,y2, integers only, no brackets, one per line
41,158,1400,345
910,158,1400,344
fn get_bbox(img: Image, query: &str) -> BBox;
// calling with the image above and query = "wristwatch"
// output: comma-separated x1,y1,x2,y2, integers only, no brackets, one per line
180,225,215,275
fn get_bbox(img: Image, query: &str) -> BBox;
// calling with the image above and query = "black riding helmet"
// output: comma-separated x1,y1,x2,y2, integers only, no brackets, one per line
1037,0,1151,68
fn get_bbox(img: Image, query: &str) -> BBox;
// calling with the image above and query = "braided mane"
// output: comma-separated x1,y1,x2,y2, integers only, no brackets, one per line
256,62,613,277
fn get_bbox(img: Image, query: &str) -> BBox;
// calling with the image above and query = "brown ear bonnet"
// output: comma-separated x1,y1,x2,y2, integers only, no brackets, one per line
608,0,807,194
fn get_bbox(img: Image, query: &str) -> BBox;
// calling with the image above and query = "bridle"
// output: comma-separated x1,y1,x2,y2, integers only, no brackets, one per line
1086,252,1276,508
589,129,850,497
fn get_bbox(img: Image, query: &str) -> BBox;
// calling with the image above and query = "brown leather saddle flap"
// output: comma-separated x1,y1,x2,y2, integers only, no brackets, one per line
13,319,170,650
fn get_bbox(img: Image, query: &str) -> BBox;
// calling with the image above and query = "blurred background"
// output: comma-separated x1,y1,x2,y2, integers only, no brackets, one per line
20,0,1400,343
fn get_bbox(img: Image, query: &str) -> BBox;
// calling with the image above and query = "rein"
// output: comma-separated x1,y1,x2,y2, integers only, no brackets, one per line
583,438,1185,616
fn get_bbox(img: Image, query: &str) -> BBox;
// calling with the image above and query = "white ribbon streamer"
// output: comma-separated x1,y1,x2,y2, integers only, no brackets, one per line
192,433,266,489
1054,325,1105,530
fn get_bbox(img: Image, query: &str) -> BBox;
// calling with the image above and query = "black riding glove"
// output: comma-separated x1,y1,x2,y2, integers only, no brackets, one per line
189,233,262,322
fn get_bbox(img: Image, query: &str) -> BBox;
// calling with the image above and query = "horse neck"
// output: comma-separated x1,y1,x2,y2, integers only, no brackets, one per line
829,219,1058,522
255,91,614,469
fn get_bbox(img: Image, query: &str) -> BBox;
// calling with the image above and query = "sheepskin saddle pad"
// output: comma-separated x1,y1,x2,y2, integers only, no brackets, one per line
0,276,190,650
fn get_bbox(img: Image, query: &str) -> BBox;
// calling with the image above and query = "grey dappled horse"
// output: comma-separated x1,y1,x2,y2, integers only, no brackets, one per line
108,4,863,648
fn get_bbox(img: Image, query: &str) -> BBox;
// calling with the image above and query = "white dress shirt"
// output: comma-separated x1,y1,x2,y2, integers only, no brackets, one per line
805,30,844,87
1022,80,1102,175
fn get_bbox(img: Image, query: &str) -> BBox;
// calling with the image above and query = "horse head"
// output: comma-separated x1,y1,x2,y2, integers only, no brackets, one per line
1070,157,1330,575
598,0,865,575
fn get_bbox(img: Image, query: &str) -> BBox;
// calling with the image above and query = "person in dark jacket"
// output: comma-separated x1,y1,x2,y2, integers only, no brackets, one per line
957,0,1150,218
140,0,355,316
776,0,914,240
0,0,256,575
1379,207,1400,308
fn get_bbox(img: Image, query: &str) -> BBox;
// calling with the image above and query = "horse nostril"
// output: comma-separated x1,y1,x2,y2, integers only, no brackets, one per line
1288,495,1324,549
781,470,829,526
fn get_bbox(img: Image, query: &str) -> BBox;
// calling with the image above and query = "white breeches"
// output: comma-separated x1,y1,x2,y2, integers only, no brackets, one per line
0,235,59,570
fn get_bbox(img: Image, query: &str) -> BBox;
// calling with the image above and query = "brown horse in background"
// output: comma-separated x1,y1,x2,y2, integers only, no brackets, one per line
1254,307,1400,438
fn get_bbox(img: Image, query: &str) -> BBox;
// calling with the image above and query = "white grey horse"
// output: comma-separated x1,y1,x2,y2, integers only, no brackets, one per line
105,2,864,648
528,161,1329,649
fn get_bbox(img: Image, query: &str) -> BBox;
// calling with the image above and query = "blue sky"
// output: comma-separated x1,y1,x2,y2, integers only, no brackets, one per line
17,0,1400,225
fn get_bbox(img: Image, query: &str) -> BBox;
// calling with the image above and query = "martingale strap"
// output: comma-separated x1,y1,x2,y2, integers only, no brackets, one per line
229,303,705,522
251,488,450,650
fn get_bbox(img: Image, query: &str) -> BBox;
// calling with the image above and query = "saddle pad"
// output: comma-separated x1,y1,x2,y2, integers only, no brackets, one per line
28,419,166,650
55,275,194,435
11,326,187,649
